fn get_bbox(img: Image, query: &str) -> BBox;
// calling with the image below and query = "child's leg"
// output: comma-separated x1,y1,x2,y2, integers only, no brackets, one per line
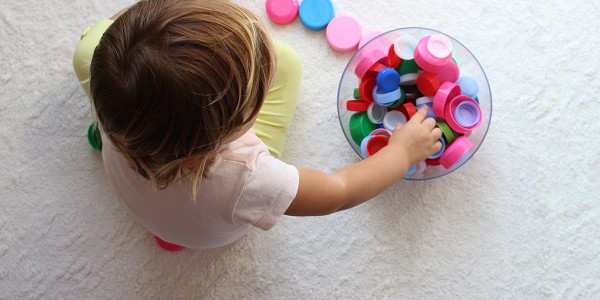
252,41,302,159
73,20,114,101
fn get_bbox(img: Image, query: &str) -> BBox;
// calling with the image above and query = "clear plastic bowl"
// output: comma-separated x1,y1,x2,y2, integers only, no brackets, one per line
337,27,492,180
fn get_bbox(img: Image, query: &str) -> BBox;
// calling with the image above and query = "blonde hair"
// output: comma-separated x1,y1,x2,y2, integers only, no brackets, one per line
90,0,276,197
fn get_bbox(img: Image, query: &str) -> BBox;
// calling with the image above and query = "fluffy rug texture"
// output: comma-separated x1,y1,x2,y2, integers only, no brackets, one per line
1,0,599,298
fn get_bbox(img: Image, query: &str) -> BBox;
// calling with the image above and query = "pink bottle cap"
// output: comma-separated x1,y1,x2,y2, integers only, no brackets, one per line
369,128,393,138
444,95,482,134
266,0,299,25
326,16,362,53
354,49,386,79
393,34,419,60
383,110,407,131
427,34,453,59
439,136,472,169
414,36,452,73
436,61,460,84
433,82,460,118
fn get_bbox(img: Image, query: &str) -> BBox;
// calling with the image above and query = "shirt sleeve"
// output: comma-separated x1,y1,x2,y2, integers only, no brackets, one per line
232,152,299,230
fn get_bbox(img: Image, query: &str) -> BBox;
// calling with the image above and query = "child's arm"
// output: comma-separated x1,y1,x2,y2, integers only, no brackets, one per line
285,107,442,216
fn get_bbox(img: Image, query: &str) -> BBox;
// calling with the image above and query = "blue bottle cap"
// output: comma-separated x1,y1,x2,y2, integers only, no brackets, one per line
428,137,446,159
298,0,335,30
456,76,479,98
376,68,401,93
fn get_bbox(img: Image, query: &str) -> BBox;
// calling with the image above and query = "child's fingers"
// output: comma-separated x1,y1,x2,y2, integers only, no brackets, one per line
431,127,443,139
410,106,428,124
393,122,403,133
422,117,436,131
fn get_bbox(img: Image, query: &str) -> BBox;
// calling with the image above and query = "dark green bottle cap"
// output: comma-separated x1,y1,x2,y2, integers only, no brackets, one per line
87,122,103,151
349,112,377,145
397,59,419,75
353,88,361,100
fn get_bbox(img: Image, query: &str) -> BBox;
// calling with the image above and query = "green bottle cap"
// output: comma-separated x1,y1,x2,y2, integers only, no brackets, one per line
349,112,377,145
87,122,103,151
397,59,419,75
353,88,361,100
436,121,456,144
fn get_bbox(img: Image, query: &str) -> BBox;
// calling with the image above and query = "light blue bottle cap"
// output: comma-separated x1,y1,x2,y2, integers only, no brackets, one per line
416,102,437,120
298,0,335,30
456,76,479,98
376,68,401,93
404,164,417,177
373,87,402,106
428,137,446,159
360,135,373,158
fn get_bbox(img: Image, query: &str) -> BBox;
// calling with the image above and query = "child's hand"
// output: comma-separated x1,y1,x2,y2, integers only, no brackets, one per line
388,106,443,166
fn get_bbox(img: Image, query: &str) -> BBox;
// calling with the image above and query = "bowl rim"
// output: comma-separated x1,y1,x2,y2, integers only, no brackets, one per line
336,27,493,181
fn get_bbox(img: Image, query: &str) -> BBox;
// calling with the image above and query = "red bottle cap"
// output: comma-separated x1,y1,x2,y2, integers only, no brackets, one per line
346,100,370,112
399,102,417,119
425,157,441,166
366,135,389,156
359,77,377,102
387,44,402,69
416,72,441,97
364,62,387,80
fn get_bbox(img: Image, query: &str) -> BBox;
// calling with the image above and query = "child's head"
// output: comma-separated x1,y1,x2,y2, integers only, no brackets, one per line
90,0,275,189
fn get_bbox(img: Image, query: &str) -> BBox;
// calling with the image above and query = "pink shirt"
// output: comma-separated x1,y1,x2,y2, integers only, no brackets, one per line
100,129,299,249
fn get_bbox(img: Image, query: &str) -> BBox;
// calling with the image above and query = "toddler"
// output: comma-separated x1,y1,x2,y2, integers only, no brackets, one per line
73,0,442,250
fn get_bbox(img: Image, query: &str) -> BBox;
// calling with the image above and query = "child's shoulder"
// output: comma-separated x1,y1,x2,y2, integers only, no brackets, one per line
217,129,270,167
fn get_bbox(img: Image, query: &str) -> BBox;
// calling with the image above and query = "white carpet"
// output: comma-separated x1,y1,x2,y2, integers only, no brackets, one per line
1,0,599,298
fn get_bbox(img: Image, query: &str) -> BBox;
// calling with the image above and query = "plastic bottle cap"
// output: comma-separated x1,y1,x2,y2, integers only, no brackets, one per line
399,73,419,86
394,34,419,60
416,96,433,106
349,112,378,145
440,136,472,169
366,135,389,156
326,16,362,52
399,102,417,119
427,34,453,59
359,77,377,102
416,101,437,120
396,59,419,75
389,97,405,108
456,76,480,98
454,101,481,128
383,110,407,131
428,137,446,159
373,86,402,106
404,164,417,178
414,36,452,73
266,0,299,25
436,62,460,84
416,72,441,97
367,102,387,124
369,128,393,138
436,121,456,144
444,95,482,134
360,135,373,158
403,84,423,101
433,81,461,118
353,88,361,99
376,68,401,92
298,0,334,30
355,49,386,79
346,100,370,112
387,44,402,69
425,157,441,166
87,122,102,151
364,63,387,80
